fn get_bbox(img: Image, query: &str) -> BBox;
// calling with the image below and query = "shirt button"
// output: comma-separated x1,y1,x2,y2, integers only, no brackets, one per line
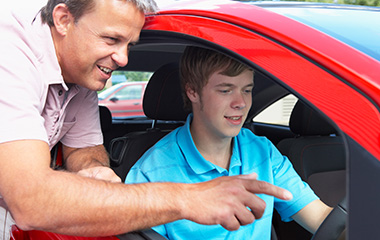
58,90,63,96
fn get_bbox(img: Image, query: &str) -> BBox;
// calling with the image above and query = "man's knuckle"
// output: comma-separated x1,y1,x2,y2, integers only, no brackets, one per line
257,181,270,191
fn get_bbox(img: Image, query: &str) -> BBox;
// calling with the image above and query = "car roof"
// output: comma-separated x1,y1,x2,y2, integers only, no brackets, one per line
128,0,380,95
248,1,380,62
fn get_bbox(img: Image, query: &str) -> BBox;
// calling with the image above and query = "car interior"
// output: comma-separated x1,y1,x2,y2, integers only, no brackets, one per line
96,30,347,239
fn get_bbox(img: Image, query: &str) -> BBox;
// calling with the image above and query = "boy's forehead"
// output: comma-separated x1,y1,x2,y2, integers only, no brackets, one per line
208,71,254,86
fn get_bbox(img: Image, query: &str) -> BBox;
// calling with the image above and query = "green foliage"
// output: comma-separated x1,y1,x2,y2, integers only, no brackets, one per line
112,71,152,82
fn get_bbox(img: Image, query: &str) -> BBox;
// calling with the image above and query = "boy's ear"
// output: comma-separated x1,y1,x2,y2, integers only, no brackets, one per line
52,3,73,36
185,85,199,103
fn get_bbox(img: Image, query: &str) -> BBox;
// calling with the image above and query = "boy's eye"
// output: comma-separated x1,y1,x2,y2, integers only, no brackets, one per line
243,86,254,94
219,89,231,94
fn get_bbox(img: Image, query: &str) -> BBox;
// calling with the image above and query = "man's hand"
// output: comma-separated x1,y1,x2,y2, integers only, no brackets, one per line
180,173,292,231
63,144,121,182
77,166,121,183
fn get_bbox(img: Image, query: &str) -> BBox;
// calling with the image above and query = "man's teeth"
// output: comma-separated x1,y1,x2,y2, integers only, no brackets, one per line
99,66,112,74
228,116,241,120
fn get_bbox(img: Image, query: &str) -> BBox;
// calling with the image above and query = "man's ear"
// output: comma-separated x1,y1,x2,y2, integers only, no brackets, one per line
52,4,73,36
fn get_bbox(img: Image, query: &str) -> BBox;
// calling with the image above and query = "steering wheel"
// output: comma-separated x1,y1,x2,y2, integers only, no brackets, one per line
311,196,347,240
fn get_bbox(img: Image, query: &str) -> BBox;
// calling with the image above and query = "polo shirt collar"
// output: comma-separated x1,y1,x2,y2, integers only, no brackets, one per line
32,13,68,91
177,114,242,175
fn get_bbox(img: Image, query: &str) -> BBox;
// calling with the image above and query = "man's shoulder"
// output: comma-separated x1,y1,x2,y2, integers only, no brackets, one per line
3,1,44,22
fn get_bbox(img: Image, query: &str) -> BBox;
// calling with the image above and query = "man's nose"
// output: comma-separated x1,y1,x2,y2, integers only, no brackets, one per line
112,46,129,67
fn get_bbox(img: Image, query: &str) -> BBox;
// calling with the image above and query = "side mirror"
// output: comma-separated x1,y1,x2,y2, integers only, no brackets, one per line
110,97,119,102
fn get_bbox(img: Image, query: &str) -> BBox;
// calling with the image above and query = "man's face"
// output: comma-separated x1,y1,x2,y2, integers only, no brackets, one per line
190,69,254,141
56,0,145,91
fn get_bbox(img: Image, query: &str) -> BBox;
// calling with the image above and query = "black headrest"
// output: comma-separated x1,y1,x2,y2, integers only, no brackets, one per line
289,101,336,136
143,62,191,121
99,105,112,132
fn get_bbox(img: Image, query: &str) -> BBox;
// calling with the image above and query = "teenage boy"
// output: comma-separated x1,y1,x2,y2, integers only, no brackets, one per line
125,46,332,239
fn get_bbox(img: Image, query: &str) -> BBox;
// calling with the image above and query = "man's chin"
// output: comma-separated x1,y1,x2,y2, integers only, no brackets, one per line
95,85,106,91
89,81,108,91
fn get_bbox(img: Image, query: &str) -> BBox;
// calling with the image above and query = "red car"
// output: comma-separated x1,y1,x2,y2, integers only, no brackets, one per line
98,82,147,118
13,1,380,239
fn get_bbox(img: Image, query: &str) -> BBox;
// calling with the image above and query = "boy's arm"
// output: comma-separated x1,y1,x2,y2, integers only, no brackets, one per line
292,199,346,239
291,199,332,233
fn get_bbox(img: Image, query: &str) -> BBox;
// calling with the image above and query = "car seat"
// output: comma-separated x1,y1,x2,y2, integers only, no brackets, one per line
99,105,113,152
277,100,346,206
109,62,190,181
273,100,346,240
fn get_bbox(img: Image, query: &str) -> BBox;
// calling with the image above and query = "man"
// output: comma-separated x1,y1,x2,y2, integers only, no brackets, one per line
0,1,292,239
125,46,332,239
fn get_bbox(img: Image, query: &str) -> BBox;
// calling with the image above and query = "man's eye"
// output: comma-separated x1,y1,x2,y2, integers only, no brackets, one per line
128,43,135,50
105,37,118,44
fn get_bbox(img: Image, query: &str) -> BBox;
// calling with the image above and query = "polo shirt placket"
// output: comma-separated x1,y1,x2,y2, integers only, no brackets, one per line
44,84,80,148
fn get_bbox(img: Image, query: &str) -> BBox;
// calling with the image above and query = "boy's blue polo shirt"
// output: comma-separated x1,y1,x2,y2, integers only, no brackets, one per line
126,114,318,240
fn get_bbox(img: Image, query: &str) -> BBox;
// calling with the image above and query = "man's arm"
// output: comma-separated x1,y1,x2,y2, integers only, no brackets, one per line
62,144,121,182
0,140,292,237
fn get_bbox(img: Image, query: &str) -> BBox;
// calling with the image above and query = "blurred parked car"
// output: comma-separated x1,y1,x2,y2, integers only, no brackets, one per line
98,81,147,118
13,1,380,239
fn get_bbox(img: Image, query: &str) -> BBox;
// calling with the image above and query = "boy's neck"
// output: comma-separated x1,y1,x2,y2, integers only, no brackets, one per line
190,123,233,170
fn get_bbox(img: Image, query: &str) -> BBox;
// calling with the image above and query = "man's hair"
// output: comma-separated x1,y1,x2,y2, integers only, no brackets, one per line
40,0,158,26
180,46,253,110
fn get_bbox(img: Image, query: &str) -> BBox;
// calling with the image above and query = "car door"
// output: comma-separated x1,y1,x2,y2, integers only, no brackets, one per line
106,83,146,118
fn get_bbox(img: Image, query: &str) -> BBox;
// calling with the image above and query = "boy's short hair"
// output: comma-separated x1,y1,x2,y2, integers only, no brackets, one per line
180,46,253,110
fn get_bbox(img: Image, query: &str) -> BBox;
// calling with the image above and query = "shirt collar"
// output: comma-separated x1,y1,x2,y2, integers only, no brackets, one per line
32,13,68,91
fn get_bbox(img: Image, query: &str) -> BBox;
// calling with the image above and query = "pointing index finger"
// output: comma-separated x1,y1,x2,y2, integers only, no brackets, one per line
243,178,293,201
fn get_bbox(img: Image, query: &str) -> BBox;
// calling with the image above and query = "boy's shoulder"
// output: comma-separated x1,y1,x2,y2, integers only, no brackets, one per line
239,127,268,141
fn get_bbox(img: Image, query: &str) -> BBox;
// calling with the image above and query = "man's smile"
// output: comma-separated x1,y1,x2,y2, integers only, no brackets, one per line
98,65,113,74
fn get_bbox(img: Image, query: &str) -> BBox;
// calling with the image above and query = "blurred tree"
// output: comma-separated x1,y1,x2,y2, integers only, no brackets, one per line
112,71,152,82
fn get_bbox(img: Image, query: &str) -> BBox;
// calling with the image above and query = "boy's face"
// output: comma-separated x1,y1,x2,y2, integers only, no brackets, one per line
56,0,145,91
190,69,254,140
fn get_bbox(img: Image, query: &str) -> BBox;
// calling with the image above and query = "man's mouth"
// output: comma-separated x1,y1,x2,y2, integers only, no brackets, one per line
98,66,113,74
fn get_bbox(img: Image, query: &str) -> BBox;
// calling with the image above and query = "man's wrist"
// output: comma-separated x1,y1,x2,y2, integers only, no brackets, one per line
82,159,110,170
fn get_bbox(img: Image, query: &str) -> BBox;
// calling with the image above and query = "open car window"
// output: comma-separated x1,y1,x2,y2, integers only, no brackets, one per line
98,71,152,119
253,94,298,126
